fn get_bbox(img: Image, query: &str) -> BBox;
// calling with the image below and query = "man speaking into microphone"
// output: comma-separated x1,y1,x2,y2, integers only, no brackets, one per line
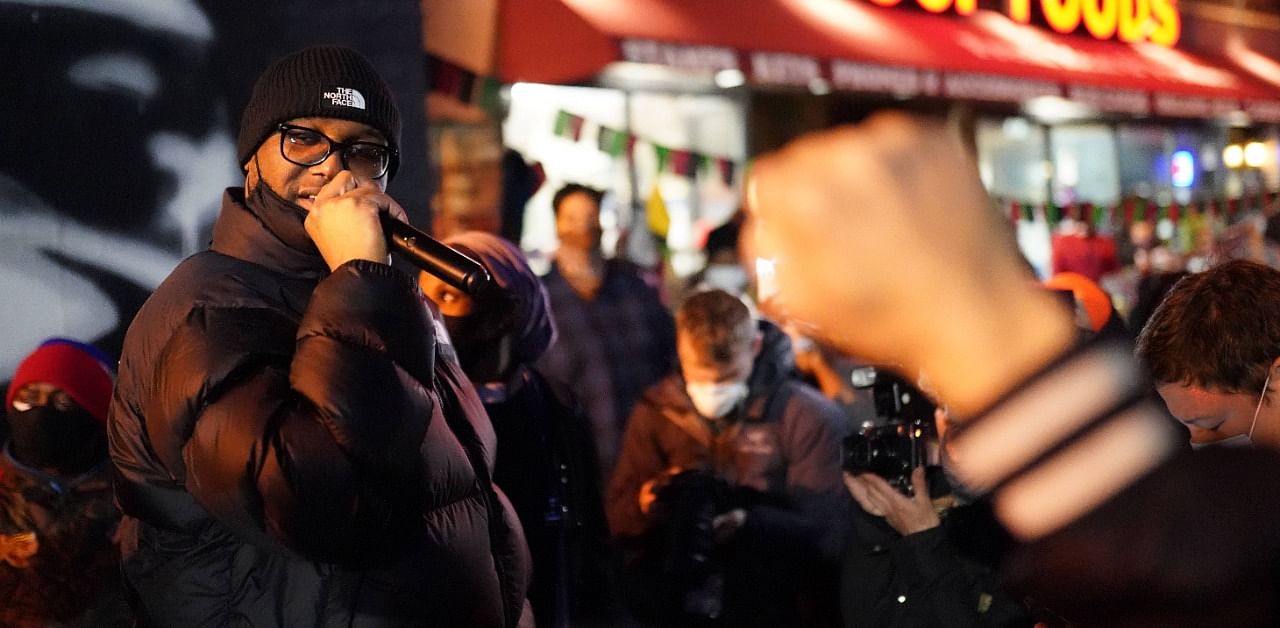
108,47,531,627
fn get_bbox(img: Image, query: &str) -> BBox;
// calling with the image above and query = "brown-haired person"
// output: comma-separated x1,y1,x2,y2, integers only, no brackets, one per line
1137,259,1280,449
1,338,129,627
607,289,846,627
108,47,529,627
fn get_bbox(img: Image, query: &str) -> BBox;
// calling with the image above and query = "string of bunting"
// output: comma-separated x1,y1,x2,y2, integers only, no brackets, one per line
426,54,503,114
552,109,738,186
1004,192,1277,228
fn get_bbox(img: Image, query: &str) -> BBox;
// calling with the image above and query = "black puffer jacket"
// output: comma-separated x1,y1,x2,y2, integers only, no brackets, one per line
108,188,529,627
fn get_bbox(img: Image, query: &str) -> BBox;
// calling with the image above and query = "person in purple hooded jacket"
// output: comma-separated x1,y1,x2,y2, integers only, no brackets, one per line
419,231,612,628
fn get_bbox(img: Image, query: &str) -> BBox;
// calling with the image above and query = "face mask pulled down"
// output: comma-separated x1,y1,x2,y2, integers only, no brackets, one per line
1192,368,1272,450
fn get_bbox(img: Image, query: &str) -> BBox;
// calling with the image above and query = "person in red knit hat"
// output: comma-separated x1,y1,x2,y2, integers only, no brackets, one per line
1,338,129,627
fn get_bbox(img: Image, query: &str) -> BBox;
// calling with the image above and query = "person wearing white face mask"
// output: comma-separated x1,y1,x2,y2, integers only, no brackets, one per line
1137,260,1280,451
606,289,848,627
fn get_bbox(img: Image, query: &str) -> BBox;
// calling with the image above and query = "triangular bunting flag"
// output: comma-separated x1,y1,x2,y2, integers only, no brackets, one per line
598,127,628,157
718,159,735,185
567,114,584,141
553,110,572,138
646,183,670,238
655,145,671,173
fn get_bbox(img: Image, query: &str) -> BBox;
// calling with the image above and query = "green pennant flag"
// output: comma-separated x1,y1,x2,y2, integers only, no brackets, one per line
598,127,628,157
553,110,572,138
1135,199,1147,222
655,145,671,173
1046,202,1059,225
1093,203,1106,227
474,77,502,115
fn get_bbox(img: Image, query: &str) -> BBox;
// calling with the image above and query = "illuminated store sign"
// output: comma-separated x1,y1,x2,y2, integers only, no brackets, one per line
864,0,1181,47
1171,150,1195,188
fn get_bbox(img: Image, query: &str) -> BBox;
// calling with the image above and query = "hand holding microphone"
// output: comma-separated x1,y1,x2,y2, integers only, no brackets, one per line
304,172,491,295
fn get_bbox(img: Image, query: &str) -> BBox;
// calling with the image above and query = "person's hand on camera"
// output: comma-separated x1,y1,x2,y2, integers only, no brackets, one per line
306,171,408,271
844,467,940,536
747,111,1074,418
639,466,684,515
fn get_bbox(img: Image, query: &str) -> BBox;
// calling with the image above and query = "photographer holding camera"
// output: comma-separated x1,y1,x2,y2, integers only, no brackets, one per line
606,289,848,627
842,404,1034,628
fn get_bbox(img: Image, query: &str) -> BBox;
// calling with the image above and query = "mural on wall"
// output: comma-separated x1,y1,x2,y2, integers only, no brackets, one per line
0,0,428,384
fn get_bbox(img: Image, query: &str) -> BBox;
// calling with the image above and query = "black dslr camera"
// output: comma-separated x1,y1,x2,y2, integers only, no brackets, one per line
842,366,943,496
649,470,733,620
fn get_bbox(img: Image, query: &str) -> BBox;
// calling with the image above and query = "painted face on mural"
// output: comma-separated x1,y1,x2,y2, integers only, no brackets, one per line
0,2,227,232
0,0,238,382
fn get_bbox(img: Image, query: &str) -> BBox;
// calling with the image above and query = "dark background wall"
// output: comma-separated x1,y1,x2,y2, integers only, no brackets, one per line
0,0,429,384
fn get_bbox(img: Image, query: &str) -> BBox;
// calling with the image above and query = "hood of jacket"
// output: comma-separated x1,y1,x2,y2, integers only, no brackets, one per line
444,231,557,366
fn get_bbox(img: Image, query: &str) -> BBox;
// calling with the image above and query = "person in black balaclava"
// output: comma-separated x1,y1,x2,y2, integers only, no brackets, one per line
1,337,130,627
419,231,612,628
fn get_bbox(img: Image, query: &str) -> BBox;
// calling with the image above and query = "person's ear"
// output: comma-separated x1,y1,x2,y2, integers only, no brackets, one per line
245,152,264,193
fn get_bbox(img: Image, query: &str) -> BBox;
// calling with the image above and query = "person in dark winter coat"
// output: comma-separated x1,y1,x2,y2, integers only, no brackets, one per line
841,408,1033,628
538,183,676,483
1,338,130,628
108,47,529,628
607,289,847,627
418,231,612,628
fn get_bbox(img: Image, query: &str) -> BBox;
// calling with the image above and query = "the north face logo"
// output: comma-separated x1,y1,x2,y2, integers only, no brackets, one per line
321,86,366,110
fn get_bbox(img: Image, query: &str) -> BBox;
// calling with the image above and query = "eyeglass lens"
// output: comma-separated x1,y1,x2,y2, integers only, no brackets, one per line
280,126,390,179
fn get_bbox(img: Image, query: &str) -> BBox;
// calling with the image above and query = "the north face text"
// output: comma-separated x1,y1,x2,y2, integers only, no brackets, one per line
322,86,366,110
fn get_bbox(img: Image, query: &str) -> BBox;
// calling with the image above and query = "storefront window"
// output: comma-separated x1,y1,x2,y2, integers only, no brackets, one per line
1049,124,1120,208
976,117,1049,206
1114,124,1169,202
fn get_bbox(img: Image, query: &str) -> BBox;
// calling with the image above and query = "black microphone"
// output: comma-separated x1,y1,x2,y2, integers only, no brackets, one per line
378,213,492,296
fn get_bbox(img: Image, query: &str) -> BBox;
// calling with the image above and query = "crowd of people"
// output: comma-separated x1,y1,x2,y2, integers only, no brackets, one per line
8,43,1280,628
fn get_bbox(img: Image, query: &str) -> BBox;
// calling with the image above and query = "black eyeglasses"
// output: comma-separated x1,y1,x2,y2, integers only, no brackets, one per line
277,123,396,180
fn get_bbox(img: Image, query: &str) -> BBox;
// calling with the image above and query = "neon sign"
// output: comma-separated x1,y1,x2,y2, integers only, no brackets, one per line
864,0,1181,47
1171,150,1194,188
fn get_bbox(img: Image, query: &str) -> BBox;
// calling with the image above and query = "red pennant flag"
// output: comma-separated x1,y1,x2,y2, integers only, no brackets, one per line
1168,202,1180,223
1122,198,1135,226
718,158,735,185
671,150,692,176
1009,200,1021,222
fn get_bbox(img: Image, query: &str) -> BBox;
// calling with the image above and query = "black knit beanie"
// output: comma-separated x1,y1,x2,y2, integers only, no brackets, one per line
237,46,402,179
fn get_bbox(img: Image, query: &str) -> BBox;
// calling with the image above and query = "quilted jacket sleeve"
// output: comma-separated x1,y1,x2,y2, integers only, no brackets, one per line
145,261,437,565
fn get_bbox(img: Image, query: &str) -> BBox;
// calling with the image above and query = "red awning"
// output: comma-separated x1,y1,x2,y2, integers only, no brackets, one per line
493,0,1280,120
